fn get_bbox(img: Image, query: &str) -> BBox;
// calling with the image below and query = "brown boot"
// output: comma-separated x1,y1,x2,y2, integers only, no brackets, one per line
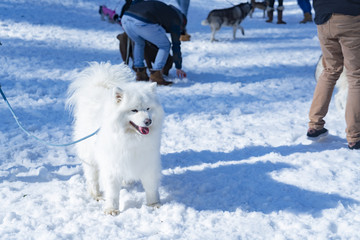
150,70,173,86
276,9,286,24
299,12,312,24
134,67,149,81
266,9,273,23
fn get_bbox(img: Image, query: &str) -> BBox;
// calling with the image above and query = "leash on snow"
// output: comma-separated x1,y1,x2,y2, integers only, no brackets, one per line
0,84,99,147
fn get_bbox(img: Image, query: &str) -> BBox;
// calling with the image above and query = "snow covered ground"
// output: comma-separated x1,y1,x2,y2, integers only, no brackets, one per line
1,0,360,239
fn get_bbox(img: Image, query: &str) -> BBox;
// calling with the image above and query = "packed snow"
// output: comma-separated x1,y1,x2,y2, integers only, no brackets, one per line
1,0,360,239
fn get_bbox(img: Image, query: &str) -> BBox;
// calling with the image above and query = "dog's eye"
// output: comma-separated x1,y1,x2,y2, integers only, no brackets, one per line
147,108,150,111
131,109,138,113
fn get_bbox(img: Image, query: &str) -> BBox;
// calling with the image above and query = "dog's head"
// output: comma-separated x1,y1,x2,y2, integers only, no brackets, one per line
111,82,164,136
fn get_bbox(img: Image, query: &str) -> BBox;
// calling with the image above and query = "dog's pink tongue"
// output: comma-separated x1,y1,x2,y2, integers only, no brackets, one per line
139,127,149,135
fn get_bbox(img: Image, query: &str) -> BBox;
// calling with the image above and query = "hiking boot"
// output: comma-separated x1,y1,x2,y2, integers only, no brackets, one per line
150,70,173,86
276,9,286,24
266,9,273,23
348,141,360,150
134,67,149,81
300,12,312,24
307,128,328,139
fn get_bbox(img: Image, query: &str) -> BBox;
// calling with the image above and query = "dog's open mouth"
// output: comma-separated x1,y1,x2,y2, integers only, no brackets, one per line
130,121,150,135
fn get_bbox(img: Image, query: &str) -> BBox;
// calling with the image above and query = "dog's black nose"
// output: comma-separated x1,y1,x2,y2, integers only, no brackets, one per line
144,118,152,126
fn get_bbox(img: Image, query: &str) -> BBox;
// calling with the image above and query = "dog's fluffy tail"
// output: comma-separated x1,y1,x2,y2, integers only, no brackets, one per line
67,62,135,111
201,19,209,25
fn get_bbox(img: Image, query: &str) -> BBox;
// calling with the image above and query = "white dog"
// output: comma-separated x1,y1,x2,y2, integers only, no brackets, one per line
67,62,164,215
315,55,347,111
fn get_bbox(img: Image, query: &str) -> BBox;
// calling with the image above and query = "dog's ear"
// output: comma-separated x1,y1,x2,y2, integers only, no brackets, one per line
149,82,157,93
113,87,123,103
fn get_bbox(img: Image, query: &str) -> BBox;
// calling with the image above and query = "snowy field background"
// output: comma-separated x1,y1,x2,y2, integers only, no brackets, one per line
1,0,360,239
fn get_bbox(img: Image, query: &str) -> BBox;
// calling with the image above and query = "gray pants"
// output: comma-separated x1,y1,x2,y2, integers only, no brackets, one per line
309,14,360,143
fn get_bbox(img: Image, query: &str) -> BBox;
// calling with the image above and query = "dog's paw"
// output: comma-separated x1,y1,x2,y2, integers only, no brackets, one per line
104,208,120,216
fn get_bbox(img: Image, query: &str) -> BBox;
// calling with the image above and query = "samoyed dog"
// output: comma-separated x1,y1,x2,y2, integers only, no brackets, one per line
315,55,347,111
67,62,164,215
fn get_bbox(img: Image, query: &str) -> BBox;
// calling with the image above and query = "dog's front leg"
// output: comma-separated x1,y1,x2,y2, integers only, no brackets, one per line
140,175,161,208
103,177,121,216
83,162,101,201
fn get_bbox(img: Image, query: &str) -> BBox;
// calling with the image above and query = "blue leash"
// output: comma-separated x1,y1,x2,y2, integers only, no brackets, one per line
0,84,99,147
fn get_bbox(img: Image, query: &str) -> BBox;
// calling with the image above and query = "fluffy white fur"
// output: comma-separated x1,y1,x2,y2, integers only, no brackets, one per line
67,62,164,215
315,55,348,111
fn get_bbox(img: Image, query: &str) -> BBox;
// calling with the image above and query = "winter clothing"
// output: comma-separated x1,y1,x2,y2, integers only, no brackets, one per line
277,8,286,24
122,0,187,71
297,0,312,14
266,10,273,22
313,0,360,25
266,0,286,24
307,128,328,138
297,0,313,23
308,0,360,145
134,67,149,81
349,141,360,150
175,0,190,16
117,32,174,76
150,70,173,86
176,0,191,41
300,12,313,23
122,15,171,70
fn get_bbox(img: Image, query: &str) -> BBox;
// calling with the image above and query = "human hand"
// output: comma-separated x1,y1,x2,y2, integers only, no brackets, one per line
176,69,187,78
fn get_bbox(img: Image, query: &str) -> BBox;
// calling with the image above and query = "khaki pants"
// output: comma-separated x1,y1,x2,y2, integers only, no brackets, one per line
309,14,360,143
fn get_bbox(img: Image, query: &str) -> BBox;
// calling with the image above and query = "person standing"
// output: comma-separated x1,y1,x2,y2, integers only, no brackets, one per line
297,0,313,23
266,0,286,24
307,0,360,149
121,0,188,85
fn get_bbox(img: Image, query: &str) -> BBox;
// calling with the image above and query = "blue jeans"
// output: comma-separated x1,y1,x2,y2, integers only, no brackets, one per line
121,15,171,70
175,0,190,16
297,0,312,14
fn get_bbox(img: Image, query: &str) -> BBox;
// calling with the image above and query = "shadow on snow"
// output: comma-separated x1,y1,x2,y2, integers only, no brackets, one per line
161,139,357,215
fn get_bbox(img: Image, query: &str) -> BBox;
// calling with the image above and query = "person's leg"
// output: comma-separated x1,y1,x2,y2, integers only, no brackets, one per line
297,0,306,13
175,0,190,16
121,15,146,68
298,0,312,23
276,0,286,24
268,0,275,8
334,15,360,144
309,16,344,130
303,0,312,13
266,0,275,23
135,24,170,71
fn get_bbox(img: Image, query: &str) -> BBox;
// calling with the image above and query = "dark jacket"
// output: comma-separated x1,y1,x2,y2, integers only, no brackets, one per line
123,1,187,69
313,0,360,25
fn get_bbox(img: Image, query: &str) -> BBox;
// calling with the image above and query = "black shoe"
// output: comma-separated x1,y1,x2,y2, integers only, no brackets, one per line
307,128,328,139
348,141,360,150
